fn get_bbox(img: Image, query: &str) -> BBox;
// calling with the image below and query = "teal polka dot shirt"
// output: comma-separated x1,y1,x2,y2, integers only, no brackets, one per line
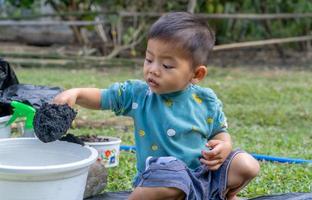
101,80,228,173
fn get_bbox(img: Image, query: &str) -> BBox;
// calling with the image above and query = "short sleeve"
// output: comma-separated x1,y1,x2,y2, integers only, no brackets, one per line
100,81,135,116
210,99,228,138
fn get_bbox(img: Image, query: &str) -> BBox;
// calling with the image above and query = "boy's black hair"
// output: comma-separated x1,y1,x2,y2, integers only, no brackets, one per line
148,12,215,68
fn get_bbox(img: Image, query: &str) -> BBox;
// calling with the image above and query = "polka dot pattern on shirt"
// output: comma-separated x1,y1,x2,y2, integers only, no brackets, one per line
151,144,158,151
132,102,138,109
100,80,228,173
139,130,145,137
207,117,214,124
167,129,176,137
192,93,202,104
164,99,173,107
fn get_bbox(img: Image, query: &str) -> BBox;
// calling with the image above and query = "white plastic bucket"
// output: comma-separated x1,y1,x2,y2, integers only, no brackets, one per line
0,115,11,138
0,138,98,200
85,136,121,168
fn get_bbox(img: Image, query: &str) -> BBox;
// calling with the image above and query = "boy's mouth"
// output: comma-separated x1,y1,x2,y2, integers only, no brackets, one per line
147,78,159,87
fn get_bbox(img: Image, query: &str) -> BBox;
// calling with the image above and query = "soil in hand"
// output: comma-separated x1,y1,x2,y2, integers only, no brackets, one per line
34,103,77,143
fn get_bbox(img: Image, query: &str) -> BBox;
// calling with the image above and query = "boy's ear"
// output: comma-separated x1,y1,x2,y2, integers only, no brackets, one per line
191,65,207,84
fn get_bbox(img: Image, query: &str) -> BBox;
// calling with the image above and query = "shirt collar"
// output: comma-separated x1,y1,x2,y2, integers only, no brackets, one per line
160,84,192,99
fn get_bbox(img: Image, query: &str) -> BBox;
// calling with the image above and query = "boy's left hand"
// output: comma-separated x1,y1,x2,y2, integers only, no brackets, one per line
199,140,232,171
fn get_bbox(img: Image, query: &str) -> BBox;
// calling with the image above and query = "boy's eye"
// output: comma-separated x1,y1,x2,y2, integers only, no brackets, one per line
145,58,152,63
163,64,174,69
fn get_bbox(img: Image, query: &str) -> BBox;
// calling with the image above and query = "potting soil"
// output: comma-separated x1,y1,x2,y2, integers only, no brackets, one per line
60,133,84,146
33,103,77,143
79,135,110,142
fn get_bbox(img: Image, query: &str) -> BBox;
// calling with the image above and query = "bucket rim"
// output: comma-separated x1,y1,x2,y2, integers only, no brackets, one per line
0,115,12,123
0,138,98,174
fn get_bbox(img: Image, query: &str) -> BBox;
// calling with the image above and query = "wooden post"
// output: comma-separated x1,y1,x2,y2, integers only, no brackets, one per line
187,0,197,13
116,14,123,45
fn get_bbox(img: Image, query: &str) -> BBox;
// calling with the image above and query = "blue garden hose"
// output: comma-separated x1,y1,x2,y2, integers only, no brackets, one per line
250,153,312,164
120,145,312,164
120,145,136,152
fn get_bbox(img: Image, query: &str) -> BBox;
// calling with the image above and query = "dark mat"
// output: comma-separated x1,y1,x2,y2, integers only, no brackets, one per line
86,192,312,200
249,192,312,200
85,191,131,200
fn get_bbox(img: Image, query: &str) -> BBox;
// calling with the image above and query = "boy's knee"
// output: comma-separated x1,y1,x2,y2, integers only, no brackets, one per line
227,153,260,194
234,152,260,179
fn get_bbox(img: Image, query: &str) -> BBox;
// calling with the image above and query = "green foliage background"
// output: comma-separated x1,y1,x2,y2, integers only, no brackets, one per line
196,0,312,45
3,0,312,49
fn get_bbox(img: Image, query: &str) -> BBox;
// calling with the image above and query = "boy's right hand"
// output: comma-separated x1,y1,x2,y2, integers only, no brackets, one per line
200,139,232,171
53,88,102,109
53,88,79,107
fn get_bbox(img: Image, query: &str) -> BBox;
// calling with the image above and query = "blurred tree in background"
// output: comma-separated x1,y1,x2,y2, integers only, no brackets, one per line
2,0,312,58
196,0,312,44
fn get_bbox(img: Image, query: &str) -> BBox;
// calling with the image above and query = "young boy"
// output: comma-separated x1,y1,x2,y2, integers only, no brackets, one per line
54,12,259,200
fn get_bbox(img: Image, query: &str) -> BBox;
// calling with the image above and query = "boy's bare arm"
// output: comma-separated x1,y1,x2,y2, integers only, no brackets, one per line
53,88,102,110
75,88,102,109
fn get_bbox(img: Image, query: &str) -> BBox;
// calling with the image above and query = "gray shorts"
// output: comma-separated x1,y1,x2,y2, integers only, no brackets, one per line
133,150,243,200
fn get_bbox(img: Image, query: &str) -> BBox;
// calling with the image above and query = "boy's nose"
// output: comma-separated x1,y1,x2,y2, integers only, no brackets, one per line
149,64,160,76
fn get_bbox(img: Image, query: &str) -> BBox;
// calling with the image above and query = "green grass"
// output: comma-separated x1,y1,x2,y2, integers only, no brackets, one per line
14,66,312,198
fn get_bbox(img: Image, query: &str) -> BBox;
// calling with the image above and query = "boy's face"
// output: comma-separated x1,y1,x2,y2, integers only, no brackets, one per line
144,39,195,94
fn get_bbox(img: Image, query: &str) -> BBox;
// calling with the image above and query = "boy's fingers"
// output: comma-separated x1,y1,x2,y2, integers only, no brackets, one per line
205,144,222,157
53,93,75,107
53,97,67,105
206,140,221,148
199,158,222,170
53,94,64,104
201,149,222,160
201,158,221,166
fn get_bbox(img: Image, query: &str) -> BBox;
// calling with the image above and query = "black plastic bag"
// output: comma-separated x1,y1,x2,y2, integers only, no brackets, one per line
0,59,19,90
0,59,63,116
0,59,19,116
0,84,63,110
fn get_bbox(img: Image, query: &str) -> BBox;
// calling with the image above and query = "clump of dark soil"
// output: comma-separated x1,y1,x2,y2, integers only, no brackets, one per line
79,135,110,142
33,103,77,143
59,133,84,146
